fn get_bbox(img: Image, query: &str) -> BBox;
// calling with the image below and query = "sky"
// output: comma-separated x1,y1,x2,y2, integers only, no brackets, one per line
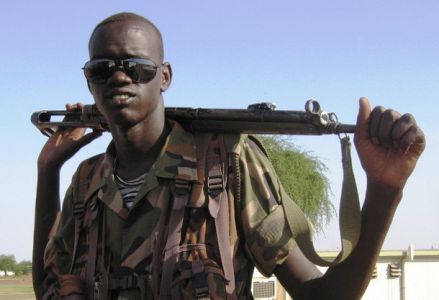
0,0,438,261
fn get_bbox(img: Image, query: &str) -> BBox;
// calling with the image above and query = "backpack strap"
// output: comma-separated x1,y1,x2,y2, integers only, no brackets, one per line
69,179,87,274
68,155,105,299
69,155,104,272
206,134,237,300
85,208,100,300
160,178,191,298
159,133,238,299
94,205,109,300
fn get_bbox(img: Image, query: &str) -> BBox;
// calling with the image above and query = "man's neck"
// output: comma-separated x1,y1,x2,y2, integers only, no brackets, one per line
110,109,170,180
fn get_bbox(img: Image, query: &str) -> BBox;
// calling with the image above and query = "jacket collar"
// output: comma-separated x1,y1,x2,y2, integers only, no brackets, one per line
153,120,198,182
83,121,198,217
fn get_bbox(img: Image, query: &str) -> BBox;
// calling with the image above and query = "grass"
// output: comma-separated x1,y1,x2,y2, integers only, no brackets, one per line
0,275,35,300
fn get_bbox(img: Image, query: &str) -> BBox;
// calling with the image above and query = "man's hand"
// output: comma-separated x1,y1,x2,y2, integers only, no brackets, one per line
354,97,426,191
37,103,102,170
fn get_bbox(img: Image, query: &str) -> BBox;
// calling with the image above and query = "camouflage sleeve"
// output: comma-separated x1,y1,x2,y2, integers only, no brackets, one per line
42,180,76,295
239,136,297,277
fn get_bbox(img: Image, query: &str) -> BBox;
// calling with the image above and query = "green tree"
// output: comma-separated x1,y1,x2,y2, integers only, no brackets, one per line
0,254,17,277
258,135,334,233
0,255,32,277
14,260,32,276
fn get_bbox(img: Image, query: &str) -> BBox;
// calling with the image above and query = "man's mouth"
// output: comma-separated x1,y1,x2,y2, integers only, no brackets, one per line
112,93,132,101
106,91,136,105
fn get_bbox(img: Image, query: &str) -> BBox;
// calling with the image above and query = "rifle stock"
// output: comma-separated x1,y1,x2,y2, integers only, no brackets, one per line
31,100,356,137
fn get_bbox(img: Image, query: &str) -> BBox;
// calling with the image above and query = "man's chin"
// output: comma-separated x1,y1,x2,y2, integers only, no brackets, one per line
109,111,140,129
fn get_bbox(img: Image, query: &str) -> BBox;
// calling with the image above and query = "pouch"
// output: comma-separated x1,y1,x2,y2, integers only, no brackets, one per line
171,258,229,300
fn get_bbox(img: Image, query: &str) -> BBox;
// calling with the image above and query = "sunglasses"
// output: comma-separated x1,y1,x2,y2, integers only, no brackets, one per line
82,58,160,84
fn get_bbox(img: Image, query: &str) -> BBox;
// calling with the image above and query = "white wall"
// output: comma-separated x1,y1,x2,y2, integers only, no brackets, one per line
252,249,439,300
404,260,439,300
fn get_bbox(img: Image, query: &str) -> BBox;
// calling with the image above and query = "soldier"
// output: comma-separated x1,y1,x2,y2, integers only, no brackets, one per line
33,12,425,299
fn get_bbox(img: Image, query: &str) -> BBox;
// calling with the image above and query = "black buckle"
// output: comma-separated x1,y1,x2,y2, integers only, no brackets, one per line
73,202,85,218
109,274,138,290
174,179,191,195
192,260,209,298
207,174,223,193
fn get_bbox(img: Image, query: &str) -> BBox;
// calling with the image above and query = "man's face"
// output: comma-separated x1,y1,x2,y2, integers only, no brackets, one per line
87,20,170,128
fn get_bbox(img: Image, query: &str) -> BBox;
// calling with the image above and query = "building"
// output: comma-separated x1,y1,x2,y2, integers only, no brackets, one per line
251,247,439,300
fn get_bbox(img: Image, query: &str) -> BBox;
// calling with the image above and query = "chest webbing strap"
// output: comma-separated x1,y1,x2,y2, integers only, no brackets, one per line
68,156,107,299
85,210,99,300
207,135,237,300
69,156,103,274
159,133,237,299
160,179,191,298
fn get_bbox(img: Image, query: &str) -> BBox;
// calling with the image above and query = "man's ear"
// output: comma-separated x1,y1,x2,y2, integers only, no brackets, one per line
87,80,92,93
160,62,172,93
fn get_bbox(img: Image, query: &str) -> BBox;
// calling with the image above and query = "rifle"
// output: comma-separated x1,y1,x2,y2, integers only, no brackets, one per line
31,99,355,137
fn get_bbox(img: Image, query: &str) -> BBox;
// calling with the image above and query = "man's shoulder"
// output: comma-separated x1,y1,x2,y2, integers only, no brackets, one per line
74,152,107,182
179,127,269,162
79,153,106,168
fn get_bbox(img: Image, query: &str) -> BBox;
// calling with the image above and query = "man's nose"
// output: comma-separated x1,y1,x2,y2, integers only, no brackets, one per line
107,69,133,85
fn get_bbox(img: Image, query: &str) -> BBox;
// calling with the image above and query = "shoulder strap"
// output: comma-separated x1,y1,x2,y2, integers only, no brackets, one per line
69,154,104,296
282,136,361,266
160,132,238,299
206,134,237,300
69,162,91,274
160,178,191,298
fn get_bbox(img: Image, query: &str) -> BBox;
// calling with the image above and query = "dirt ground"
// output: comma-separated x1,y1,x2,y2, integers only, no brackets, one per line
0,275,35,300
0,275,32,285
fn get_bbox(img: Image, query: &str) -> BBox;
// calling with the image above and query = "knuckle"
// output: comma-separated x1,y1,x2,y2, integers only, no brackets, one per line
400,113,416,124
373,105,386,112
383,109,400,121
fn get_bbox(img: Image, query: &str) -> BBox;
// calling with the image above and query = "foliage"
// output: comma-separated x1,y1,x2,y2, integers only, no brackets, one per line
0,255,16,276
0,254,31,277
257,135,334,233
14,260,32,276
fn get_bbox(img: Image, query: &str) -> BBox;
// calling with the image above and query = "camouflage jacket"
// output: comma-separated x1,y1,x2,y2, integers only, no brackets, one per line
43,121,296,299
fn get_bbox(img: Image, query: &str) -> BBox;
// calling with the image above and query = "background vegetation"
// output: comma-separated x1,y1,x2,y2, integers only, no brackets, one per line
258,135,334,233
0,255,31,277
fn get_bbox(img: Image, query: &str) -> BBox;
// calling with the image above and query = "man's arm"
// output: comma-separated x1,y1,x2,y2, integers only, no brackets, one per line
274,97,426,299
33,162,61,297
32,103,101,297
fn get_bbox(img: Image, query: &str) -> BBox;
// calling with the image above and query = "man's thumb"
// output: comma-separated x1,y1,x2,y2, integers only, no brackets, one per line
356,97,371,140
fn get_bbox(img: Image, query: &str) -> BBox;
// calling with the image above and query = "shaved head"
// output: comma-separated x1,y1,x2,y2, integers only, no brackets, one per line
89,12,164,61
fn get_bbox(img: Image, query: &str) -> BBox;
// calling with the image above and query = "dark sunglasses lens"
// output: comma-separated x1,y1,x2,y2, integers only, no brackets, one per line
124,60,157,83
83,60,114,83
83,59,157,84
